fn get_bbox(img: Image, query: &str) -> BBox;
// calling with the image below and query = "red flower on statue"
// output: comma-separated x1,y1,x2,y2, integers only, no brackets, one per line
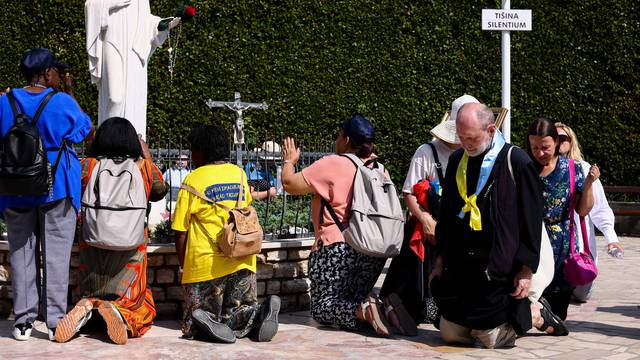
182,5,196,20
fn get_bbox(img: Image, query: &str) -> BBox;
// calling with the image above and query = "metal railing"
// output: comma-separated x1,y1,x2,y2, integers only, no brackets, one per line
146,135,334,243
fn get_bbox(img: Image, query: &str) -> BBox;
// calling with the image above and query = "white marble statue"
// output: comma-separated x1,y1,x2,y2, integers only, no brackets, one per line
85,0,179,139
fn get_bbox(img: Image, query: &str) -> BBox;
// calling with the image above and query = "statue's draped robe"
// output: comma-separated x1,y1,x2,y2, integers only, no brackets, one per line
85,0,169,138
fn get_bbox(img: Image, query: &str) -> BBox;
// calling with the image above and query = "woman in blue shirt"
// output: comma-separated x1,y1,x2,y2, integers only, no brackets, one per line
0,48,92,341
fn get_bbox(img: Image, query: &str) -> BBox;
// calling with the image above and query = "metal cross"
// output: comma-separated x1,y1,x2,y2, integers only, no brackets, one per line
206,92,269,146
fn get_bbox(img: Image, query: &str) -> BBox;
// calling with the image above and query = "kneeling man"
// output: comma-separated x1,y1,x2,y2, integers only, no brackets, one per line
431,103,543,348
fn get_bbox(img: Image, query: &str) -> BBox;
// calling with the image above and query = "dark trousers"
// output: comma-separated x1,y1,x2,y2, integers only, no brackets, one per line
542,290,572,321
380,219,433,323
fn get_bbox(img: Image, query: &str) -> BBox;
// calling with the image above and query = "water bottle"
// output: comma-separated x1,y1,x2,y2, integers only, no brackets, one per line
608,247,624,259
276,165,283,195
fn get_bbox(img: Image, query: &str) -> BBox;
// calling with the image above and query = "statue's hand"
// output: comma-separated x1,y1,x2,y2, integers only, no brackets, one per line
108,0,131,11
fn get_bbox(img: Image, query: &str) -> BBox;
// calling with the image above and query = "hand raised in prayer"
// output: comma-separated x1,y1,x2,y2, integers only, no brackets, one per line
139,135,152,160
510,265,532,299
282,137,301,165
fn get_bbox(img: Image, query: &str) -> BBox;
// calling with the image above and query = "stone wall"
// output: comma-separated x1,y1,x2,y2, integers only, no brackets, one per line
0,239,314,320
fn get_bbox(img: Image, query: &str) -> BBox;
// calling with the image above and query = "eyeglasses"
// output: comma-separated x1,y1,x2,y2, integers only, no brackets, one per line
558,134,571,143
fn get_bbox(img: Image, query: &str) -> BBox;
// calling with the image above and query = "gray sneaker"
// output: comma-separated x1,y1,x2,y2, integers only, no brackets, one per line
192,309,236,344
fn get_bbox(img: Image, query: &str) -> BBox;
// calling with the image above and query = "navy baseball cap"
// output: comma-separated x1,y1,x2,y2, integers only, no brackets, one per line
339,114,375,145
20,48,68,76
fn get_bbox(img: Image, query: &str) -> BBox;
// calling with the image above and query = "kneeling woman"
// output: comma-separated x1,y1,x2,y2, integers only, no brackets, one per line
282,115,390,336
172,125,280,343
56,117,168,344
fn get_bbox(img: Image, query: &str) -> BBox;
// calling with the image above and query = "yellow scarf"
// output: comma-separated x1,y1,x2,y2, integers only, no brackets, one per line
456,153,483,231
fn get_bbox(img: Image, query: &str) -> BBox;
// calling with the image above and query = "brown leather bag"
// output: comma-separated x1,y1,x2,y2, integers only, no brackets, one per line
180,171,263,258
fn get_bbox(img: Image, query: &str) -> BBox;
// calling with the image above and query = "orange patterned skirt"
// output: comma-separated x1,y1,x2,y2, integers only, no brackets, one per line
76,238,155,337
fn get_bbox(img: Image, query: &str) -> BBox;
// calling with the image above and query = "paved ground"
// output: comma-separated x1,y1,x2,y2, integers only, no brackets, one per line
1,236,639,359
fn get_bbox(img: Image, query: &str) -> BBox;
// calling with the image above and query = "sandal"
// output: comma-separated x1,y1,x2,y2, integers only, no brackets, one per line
536,297,569,336
360,295,390,337
384,293,418,336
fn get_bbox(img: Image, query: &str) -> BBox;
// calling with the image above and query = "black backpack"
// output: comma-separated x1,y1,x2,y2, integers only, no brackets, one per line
0,90,65,196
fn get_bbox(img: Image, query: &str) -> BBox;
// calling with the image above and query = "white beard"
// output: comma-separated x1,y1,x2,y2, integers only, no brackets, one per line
466,137,493,157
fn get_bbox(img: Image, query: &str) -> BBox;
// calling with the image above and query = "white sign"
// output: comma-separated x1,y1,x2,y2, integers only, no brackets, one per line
482,9,532,31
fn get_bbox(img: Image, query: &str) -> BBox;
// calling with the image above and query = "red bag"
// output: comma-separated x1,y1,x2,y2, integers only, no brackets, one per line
563,159,598,286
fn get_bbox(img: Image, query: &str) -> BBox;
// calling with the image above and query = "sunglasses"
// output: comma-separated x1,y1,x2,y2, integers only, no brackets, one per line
558,134,571,143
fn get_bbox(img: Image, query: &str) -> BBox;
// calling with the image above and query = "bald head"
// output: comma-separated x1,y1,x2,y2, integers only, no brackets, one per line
456,103,497,157
457,103,495,128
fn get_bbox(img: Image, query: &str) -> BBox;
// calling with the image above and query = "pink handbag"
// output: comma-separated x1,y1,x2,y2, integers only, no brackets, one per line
563,159,598,286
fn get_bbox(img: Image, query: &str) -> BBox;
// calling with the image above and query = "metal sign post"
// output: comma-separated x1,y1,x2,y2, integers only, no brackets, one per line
206,92,269,166
482,5,532,143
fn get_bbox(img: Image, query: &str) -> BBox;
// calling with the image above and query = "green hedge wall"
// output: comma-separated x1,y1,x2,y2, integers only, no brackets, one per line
1,0,638,185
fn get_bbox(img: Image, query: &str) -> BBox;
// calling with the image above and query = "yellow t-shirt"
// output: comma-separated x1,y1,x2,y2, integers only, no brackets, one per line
171,163,256,284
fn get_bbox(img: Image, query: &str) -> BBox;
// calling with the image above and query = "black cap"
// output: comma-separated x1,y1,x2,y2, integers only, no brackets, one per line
20,48,68,77
339,114,375,145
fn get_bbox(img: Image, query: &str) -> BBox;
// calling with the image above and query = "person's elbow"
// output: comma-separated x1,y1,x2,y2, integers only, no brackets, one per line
282,173,309,196
282,177,299,195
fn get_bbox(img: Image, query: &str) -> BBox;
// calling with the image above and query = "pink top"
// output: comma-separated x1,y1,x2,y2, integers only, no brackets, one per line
302,154,367,251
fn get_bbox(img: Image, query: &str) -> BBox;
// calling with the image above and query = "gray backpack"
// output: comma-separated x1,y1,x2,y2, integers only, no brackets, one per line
81,158,147,250
322,153,405,257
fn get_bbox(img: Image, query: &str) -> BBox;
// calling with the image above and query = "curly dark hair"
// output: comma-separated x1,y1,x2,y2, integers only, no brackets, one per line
188,125,229,163
89,117,142,159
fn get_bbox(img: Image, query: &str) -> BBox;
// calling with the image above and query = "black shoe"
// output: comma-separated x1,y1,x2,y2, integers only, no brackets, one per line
253,295,281,342
192,309,236,344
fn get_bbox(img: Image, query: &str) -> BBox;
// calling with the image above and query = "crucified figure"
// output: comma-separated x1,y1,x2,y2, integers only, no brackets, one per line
206,92,268,145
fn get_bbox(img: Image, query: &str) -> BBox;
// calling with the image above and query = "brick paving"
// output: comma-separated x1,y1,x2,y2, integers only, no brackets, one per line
1,236,638,359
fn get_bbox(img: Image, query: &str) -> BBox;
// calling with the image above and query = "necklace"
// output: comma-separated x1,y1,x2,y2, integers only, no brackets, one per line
24,83,47,89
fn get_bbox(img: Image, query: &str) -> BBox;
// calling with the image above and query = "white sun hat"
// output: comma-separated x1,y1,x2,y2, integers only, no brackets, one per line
254,141,282,160
430,94,480,145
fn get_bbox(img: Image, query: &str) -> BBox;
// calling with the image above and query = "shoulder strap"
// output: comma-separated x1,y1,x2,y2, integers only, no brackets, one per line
50,140,67,184
236,169,245,208
427,142,444,184
6,91,23,117
339,153,362,168
507,145,515,183
32,91,56,125
568,159,577,255
320,198,346,232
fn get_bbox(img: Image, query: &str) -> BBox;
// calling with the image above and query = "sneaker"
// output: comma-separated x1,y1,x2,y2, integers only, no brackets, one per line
97,302,128,345
48,328,56,342
12,323,33,341
191,309,236,344
55,298,94,343
253,295,281,342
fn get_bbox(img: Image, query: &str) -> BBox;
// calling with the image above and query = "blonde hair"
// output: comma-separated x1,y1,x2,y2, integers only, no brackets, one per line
554,122,584,161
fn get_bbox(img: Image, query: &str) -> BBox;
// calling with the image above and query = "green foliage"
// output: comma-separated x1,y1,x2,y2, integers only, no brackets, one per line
151,219,174,244
253,195,312,237
1,0,638,185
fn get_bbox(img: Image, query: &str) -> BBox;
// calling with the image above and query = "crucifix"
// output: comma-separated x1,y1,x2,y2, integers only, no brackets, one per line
206,92,269,165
